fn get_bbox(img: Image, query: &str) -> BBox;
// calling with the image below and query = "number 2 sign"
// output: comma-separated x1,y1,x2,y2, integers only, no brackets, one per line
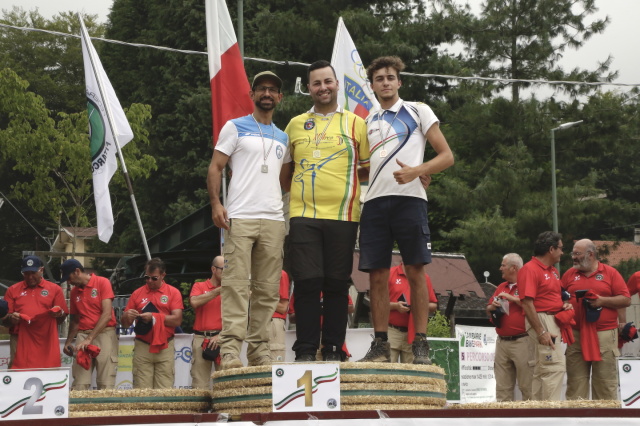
272,363,341,412
0,369,70,420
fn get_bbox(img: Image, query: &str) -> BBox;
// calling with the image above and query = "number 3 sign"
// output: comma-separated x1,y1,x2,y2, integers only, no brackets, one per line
0,369,70,420
272,363,341,412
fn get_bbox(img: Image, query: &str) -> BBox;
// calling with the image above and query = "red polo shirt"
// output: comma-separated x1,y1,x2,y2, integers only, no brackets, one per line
627,271,640,297
388,264,438,328
125,281,184,344
190,279,222,331
488,281,526,336
70,274,116,330
5,279,68,368
272,271,290,320
562,262,629,330
518,257,564,312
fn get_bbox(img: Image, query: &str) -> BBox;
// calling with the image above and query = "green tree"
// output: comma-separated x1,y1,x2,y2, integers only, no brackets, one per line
0,7,105,115
0,68,156,257
617,258,640,282
433,0,615,103
427,310,452,338
100,0,214,244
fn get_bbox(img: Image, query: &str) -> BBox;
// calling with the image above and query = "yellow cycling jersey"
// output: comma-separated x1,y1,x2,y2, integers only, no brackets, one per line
285,107,370,221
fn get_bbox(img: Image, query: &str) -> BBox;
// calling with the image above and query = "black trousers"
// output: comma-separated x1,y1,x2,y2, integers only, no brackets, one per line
292,277,349,357
288,217,358,358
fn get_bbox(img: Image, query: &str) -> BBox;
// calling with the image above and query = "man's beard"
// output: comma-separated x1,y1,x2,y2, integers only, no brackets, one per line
255,97,275,111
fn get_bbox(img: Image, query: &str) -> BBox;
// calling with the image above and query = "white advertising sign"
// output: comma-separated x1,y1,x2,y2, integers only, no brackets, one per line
0,368,70,420
455,325,497,403
272,363,341,412
618,358,640,408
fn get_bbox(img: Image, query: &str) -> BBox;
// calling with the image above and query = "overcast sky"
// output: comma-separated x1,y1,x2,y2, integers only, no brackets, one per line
3,0,637,97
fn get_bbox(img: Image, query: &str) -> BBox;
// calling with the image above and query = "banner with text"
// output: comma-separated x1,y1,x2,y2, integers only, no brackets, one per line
455,325,497,403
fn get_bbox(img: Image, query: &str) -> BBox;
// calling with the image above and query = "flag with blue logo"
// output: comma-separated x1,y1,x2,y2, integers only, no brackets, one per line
331,18,379,119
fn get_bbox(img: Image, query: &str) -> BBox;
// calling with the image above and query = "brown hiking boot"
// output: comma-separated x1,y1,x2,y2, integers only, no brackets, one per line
220,353,243,370
357,337,391,362
248,355,273,366
412,335,432,365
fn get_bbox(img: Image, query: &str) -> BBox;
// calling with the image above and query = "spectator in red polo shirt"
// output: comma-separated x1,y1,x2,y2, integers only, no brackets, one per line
625,271,640,297
562,239,630,400
5,255,68,369
519,231,572,401
121,258,184,389
388,263,437,363
620,271,640,328
61,259,118,390
269,271,291,362
189,256,224,389
487,253,533,401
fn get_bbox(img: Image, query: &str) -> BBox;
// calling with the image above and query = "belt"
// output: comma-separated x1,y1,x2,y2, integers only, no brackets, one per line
389,324,408,333
194,330,220,337
135,336,174,344
499,333,529,341
79,326,115,333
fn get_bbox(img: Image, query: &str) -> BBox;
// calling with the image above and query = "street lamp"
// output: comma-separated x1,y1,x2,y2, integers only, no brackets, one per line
550,120,583,235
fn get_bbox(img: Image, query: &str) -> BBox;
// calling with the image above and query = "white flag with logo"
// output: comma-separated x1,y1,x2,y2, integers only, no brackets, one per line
80,17,133,243
331,17,379,119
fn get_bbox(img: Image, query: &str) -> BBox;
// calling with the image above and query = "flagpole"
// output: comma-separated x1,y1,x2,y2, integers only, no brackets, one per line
79,15,152,260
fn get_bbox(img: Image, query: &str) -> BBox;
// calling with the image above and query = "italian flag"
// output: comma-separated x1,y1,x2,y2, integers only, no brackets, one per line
205,0,254,144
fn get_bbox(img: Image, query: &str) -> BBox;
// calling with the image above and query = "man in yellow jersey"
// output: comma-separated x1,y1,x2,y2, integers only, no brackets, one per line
283,60,370,362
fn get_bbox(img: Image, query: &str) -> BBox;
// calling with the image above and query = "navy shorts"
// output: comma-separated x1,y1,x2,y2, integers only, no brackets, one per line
358,196,431,271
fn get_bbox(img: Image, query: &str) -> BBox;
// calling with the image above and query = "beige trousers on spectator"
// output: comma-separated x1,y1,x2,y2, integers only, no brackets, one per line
72,327,118,390
132,339,175,389
190,334,220,389
219,219,284,362
268,318,287,362
525,312,566,401
9,334,17,368
389,326,413,363
494,335,534,401
566,328,619,400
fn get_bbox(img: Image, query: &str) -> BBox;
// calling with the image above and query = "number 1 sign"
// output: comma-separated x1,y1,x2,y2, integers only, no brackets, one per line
0,369,70,420
272,363,341,412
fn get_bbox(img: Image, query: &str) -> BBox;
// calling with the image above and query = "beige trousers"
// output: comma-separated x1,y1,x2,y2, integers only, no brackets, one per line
525,312,566,401
389,326,414,364
565,328,619,400
268,318,287,362
132,339,175,389
494,334,534,401
71,327,118,390
190,334,220,389
219,219,284,362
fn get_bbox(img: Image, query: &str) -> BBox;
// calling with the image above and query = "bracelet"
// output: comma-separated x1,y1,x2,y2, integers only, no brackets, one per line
538,330,547,337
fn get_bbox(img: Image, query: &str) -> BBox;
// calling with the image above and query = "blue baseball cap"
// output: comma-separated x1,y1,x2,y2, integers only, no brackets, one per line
60,259,83,284
21,255,43,273
583,298,602,323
